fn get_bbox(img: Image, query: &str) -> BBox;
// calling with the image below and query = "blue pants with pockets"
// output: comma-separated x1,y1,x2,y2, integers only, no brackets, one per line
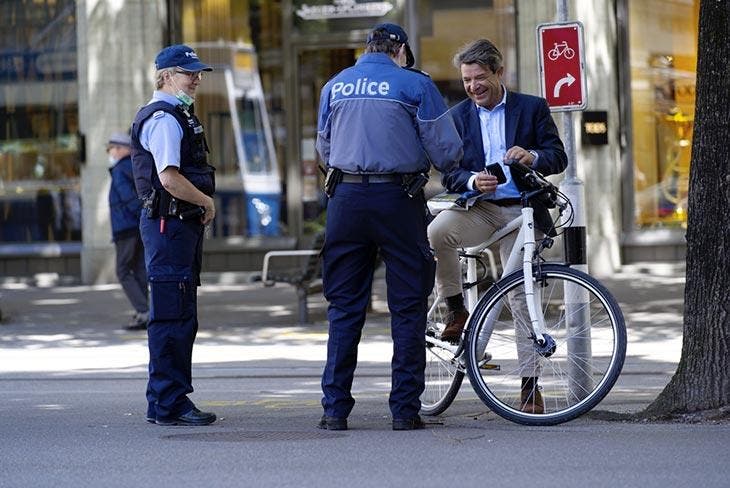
320,181,435,420
140,215,204,421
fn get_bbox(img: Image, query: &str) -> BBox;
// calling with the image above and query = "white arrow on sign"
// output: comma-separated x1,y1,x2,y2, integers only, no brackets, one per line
553,72,576,98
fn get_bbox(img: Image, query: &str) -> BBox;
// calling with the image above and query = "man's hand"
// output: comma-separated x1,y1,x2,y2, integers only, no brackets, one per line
159,167,216,225
504,145,536,167
473,171,499,194
201,196,216,225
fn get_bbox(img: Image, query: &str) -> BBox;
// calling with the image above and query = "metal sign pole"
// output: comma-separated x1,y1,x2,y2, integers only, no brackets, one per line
555,0,592,398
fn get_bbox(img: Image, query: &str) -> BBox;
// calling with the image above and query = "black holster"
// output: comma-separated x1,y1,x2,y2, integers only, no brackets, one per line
324,167,343,198
143,189,160,219
144,188,203,220
402,172,429,198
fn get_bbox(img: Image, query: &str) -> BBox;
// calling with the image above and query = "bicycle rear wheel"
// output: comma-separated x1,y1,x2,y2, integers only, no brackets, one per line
465,264,626,426
421,293,464,416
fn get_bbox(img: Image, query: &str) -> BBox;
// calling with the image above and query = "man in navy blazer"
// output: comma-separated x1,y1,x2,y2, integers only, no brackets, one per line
427,39,567,414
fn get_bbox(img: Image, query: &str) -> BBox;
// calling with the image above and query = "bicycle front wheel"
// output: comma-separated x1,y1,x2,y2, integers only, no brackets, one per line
465,264,626,426
421,293,464,416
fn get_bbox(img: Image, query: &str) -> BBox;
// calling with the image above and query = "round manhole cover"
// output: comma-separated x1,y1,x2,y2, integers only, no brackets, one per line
162,430,347,442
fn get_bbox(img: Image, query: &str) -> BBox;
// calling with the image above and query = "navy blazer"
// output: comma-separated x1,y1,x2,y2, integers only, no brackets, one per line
443,91,567,234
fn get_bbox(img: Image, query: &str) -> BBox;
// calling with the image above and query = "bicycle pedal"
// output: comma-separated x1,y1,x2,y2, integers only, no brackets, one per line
479,363,500,370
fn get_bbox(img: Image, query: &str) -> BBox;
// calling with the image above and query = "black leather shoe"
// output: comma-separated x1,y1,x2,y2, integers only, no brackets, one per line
156,407,217,426
392,416,426,431
317,415,347,431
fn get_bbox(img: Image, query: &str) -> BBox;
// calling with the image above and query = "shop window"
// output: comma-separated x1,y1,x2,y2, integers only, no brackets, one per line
629,1,698,228
0,1,80,243
416,0,517,103
179,0,285,238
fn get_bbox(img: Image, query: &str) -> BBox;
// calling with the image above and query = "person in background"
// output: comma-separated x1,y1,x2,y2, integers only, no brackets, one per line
130,44,217,426
428,39,567,414
107,132,148,331
315,23,462,431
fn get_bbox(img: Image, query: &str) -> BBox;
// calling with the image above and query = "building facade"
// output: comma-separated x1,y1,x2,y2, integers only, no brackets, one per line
0,0,697,282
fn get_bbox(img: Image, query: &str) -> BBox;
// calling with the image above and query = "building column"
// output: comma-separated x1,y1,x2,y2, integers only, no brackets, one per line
77,0,167,284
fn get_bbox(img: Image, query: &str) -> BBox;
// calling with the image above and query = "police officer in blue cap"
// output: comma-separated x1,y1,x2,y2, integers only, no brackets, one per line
316,23,462,431
130,44,216,426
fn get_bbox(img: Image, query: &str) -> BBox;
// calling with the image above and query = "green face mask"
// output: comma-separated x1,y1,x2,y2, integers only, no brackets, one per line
175,90,194,107
170,76,194,107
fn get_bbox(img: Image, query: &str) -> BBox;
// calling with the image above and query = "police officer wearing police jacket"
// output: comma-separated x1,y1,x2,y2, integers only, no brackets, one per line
130,44,216,426
315,23,462,431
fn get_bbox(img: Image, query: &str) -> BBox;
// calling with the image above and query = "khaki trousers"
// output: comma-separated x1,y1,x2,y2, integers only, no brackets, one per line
427,200,541,377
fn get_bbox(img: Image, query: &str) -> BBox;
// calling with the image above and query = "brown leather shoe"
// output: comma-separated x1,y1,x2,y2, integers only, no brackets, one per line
440,308,469,343
520,386,545,414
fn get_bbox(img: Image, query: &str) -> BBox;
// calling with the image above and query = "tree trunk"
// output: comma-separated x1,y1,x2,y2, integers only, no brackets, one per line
643,0,730,417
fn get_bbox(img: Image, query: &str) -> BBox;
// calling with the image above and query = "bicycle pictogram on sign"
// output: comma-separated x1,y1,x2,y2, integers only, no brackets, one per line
547,41,575,61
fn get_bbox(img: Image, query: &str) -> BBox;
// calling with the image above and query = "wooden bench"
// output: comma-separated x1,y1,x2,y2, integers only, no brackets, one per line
261,232,325,323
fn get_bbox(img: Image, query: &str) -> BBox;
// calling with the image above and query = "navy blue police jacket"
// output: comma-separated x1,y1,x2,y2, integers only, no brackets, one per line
108,155,143,241
316,52,461,174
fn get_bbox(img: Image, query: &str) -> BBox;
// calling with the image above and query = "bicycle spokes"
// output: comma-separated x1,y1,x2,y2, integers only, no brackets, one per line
465,265,626,426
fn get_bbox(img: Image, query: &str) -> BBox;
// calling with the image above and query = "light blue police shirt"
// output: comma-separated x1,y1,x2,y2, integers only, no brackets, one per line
138,91,184,175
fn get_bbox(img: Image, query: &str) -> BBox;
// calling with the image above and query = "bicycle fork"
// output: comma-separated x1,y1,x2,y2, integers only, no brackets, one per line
521,218,555,356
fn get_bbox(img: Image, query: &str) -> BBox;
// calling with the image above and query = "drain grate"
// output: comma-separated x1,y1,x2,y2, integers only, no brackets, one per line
162,430,347,442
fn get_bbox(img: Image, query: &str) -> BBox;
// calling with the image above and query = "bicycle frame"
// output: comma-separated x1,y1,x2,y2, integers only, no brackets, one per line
426,201,550,359
471,204,550,359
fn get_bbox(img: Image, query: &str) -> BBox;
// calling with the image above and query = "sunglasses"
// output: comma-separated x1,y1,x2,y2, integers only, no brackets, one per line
175,69,204,80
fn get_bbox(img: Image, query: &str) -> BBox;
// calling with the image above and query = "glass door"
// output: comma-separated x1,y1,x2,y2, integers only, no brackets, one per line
295,46,357,235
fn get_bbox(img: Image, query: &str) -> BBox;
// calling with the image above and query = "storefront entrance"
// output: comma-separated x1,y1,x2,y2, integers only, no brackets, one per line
286,44,358,237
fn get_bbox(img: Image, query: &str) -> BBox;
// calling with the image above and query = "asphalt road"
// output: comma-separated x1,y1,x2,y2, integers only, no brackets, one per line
2,372,728,488
3,262,727,487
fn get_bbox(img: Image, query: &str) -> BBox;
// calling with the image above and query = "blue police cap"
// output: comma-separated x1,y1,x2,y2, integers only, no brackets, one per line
155,44,212,71
367,23,415,68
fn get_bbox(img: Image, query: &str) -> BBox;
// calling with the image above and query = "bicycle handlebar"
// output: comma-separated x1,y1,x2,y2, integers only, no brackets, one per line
505,159,569,213
505,159,552,189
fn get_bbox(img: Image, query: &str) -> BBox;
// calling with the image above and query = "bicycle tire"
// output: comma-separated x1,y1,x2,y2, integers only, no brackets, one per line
421,293,464,416
464,264,626,426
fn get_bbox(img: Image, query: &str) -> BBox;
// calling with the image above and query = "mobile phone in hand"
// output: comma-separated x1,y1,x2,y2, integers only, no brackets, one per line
485,163,507,184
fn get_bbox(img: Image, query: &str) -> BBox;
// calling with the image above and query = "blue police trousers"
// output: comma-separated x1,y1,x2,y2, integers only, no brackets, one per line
321,181,435,420
140,215,204,421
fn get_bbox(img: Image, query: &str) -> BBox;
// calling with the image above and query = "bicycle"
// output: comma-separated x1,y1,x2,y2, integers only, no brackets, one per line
422,163,626,426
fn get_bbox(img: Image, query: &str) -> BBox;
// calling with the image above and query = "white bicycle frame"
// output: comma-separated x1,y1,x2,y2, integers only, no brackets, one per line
426,204,549,355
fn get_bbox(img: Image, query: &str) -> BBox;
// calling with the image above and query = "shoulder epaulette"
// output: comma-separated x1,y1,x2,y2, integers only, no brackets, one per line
403,67,431,77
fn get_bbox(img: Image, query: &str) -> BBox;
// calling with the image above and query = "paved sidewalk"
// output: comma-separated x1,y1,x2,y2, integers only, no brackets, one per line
0,261,685,415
